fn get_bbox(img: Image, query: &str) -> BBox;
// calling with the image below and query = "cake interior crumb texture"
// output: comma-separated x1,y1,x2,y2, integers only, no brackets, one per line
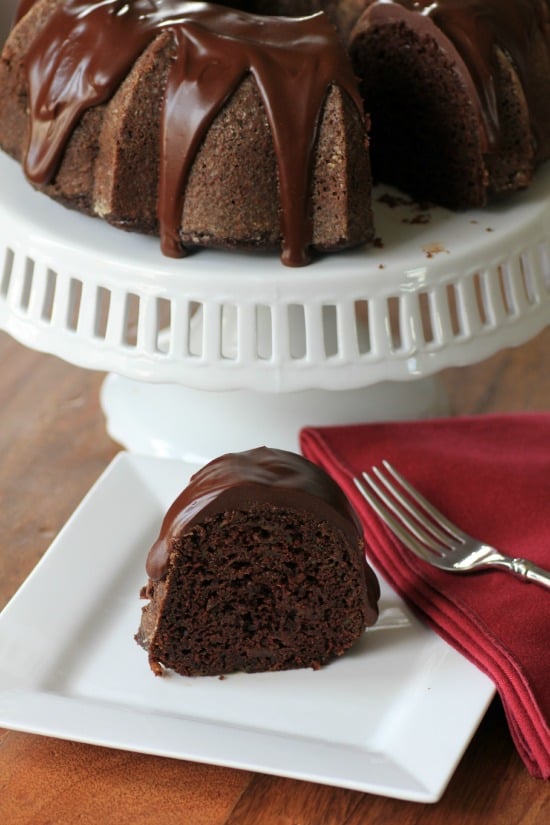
137,504,371,677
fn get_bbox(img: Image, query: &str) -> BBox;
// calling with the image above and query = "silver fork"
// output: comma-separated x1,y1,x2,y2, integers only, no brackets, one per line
354,460,550,590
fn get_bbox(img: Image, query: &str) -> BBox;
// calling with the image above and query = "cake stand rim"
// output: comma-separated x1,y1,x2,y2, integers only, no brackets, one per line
0,154,549,391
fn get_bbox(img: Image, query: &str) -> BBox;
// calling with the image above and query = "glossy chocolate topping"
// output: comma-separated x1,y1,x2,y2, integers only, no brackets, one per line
146,446,366,581
21,1,364,266
14,0,38,23
365,0,550,155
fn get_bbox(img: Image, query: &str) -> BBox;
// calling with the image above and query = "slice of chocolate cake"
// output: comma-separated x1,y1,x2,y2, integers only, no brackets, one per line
136,447,379,677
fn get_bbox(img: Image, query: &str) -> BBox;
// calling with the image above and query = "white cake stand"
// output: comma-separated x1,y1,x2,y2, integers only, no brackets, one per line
1,2,549,461
0,0,550,461
1,145,549,461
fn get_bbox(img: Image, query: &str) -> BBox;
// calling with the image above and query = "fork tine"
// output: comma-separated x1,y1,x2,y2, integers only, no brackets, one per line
359,471,448,554
353,475,442,564
371,465,459,548
381,461,468,543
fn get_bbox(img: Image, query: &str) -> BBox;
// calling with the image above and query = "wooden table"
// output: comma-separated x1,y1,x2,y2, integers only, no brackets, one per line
0,326,548,825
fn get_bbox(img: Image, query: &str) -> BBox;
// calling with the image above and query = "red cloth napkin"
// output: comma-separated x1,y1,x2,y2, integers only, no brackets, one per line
300,413,550,779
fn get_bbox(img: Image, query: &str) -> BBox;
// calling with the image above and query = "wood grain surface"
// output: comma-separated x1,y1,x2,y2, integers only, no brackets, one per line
0,326,549,825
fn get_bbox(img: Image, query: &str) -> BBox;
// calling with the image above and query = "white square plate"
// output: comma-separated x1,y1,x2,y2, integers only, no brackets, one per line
0,453,494,802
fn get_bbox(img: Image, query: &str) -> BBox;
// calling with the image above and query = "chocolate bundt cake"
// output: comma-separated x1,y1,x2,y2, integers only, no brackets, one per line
136,447,380,676
2,2,548,267
0,1,373,267
348,0,550,209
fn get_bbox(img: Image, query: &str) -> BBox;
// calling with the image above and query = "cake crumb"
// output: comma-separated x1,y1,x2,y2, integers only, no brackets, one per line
422,242,449,258
378,192,413,208
402,213,431,225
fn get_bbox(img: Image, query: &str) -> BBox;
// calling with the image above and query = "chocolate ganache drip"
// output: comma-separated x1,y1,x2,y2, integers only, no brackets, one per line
369,0,550,156
21,1,365,266
14,0,38,23
145,446,380,621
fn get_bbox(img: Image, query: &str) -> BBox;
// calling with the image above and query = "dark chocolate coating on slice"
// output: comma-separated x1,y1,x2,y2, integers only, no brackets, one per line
146,446,379,608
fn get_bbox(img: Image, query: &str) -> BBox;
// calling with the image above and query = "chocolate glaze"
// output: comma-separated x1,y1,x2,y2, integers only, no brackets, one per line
362,0,550,156
20,1,364,267
146,447,380,613
14,0,38,23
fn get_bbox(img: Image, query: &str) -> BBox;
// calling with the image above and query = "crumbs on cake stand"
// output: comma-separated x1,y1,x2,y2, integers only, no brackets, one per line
377,191,433,225
422,242,450,258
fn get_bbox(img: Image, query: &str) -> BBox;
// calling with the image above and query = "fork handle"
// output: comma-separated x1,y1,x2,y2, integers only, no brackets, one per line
501,557,550,590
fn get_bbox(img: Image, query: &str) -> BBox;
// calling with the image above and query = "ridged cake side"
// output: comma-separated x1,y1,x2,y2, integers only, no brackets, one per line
0,1,373,266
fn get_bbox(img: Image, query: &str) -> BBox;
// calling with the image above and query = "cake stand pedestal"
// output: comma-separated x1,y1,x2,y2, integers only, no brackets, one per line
100,375,449,463
0,149,549,460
